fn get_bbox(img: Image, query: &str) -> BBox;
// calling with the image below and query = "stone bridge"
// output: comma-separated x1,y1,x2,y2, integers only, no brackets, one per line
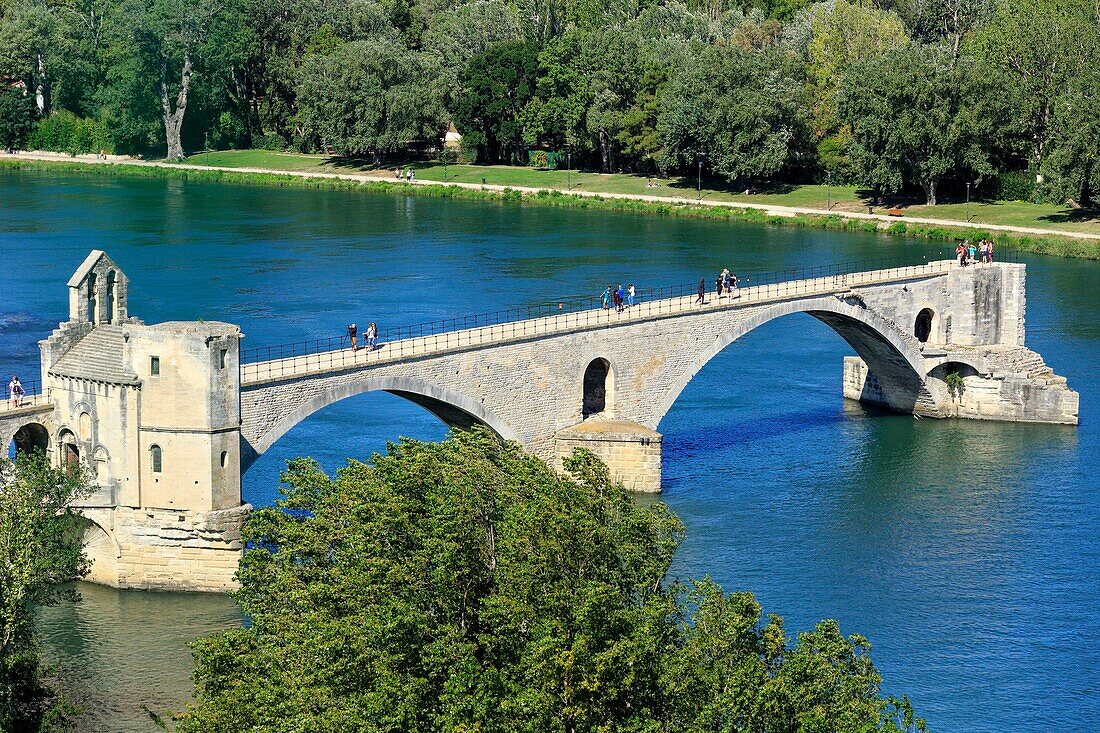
1,252,1078,592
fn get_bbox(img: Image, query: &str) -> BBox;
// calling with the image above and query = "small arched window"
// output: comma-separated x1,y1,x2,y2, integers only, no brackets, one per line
583,358,613,417
220,451,228,469
106,270,117,322
86,273,97,323
915,308,934,343
150,444,163,473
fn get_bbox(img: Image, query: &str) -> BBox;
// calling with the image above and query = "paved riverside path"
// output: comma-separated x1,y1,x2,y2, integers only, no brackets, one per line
240,260,955,386
4,151,1098,242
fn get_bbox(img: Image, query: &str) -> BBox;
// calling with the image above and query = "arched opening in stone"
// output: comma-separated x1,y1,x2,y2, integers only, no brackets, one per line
87,272,97,324
58,429,80,469
105,270,116,323
9,422,49,458
583,358,614,418
94,446,109,481
915,308,934,343
150,444,163,473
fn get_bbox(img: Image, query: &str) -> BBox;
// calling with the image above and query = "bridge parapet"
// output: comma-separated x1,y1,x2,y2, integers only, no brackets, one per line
241,260,957,387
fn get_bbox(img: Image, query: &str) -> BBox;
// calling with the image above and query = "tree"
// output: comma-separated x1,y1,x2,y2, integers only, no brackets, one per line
658,44,807,183
0,88,37,150
805,0,910,135
0,0,61,116
1042,64,1100,205
100,0,237,158
295,39,445,161
453,40,539,164
970,0,1097,180
0,453,90,732
839,45,1011,204
179,429,924,733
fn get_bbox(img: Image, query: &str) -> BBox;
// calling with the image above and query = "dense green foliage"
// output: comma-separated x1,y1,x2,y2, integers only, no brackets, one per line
0,453,90,733
180,429,925,732
1,0,1097,204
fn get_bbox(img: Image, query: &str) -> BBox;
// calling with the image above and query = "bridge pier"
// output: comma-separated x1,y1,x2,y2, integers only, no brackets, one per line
554,420,662,492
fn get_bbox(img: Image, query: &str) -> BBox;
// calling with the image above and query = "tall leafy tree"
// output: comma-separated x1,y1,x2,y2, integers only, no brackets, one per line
0,87,37,150
453,39,539,164
839,44,1010,204
296,38,446,160
0,0,61,116
805,0,910,135
0,453,90,732
658,44,807,183
970,0,1097,180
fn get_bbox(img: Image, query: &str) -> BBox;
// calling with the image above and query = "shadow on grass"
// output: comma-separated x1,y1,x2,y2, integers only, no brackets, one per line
1038,207,1100,225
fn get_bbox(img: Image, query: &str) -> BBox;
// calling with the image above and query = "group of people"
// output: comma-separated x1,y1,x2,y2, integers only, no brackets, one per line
956,239,995,266
8,375,25,408
601,284,636,312
394,168,416,182
694,268,740,304
347,322,378,352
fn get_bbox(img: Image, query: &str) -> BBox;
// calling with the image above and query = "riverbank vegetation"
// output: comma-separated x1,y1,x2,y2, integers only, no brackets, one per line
177,429,925,732
0,0,1097,218
5,156,1098,259
0,454,90,733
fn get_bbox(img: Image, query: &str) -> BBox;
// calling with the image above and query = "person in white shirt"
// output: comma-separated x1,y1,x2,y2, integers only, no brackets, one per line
9,375,25,408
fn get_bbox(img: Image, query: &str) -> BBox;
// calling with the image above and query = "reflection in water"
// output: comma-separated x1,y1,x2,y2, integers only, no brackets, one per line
35,583,240,733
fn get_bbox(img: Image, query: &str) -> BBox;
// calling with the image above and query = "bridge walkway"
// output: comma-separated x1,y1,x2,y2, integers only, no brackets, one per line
240,260,955,387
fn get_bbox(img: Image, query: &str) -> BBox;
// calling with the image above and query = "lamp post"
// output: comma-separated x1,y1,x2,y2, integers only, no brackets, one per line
966,181,971,222
567,150,571,191
697,157,702,201
826,171,832,211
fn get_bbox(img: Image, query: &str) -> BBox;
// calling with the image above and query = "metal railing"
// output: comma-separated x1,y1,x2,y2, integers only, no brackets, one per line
239,256,972,385
0,378,48,413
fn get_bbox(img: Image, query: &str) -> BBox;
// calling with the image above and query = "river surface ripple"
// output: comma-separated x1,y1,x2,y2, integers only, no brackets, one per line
1,171,1097,732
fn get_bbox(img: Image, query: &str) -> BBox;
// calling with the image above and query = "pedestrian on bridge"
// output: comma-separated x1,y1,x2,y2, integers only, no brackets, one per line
730,272,739,298
615,284,625,312
601,286,612,310
627,284,635,307
367,322,378,350
8,375,24,408
696,279,706,305
347,323,358,351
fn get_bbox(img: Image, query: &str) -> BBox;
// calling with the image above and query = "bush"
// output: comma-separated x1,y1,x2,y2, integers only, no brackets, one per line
254,132,286,151
210,111,247,150
528,150,549,169
0,89,36,150
991,171,1036,202
28,111,112,155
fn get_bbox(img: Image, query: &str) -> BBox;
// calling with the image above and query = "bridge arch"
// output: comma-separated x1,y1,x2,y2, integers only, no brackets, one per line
244,375,519,470
651,296,945,426
4,421,51,459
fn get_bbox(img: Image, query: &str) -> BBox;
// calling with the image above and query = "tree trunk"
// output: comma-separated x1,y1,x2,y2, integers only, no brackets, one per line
35,54,48,116
923,178,938,206
161,52,193,160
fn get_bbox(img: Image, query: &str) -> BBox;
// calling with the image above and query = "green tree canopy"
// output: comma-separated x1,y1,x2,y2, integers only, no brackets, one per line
296,38,446,160
658,44,807,183
179,429,924,733
839,45,1010,204
0,453,90,732
454,39,539,164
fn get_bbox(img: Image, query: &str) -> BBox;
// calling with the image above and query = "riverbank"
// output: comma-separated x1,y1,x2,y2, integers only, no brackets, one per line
2,151,1098,260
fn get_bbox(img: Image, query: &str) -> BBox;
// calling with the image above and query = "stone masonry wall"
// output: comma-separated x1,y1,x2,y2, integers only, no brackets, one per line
554,420,662,492
85,505,249,592
241,288,941,468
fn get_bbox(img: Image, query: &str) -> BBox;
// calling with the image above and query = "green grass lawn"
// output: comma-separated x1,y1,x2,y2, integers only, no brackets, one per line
180,150,1100,237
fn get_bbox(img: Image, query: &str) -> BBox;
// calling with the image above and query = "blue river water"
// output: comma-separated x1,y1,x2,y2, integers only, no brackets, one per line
1,171,1097,732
